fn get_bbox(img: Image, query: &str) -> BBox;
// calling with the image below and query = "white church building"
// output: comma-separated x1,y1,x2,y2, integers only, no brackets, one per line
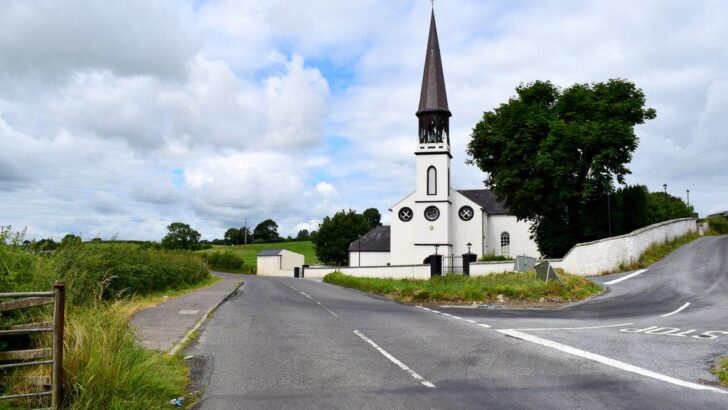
349,10,540,267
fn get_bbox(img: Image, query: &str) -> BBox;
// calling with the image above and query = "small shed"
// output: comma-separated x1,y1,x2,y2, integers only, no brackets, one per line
256,249,305,277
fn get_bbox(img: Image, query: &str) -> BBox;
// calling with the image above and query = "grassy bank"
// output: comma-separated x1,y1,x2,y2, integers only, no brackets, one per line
617,231,702,272
715,357,728,386
199,241,318,267
323,271,602,304
0,240,211,409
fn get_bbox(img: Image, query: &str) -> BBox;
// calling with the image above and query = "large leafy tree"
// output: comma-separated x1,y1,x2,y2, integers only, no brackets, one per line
467,79,656,257
253,219,280,243
313,210,371,265
161,222,201,250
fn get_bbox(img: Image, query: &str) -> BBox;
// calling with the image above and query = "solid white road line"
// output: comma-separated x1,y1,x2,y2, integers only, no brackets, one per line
300,291,313,299
661,302,691,317
353,330,436,389
509,323,634,331
498,329,726,394
417,305,492,328
605,269,648,285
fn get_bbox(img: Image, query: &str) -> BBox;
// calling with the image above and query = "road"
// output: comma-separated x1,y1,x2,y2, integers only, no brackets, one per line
188,236,728,409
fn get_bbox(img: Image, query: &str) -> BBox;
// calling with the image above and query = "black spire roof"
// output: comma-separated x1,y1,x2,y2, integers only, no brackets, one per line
417,10,450,115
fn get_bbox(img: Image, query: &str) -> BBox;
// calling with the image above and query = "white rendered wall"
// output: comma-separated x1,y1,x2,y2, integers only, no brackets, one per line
552,218,697,275
304,264,430,280
415,144,450,202
348,251,391,267
256,256,282,276
279,250,304,271
469,261,516,276
485,215,540,258
449,190,484,257
390,193,452,265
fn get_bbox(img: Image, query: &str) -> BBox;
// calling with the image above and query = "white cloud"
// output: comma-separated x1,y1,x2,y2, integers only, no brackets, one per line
2,0,728,242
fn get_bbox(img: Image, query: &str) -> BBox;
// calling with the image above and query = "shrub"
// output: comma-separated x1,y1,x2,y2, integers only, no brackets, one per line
201,251,246,273
707,216,728,234
479,254,514,262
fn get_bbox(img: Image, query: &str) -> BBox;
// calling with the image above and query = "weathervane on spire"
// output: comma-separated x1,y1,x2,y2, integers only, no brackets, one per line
431,0,435,8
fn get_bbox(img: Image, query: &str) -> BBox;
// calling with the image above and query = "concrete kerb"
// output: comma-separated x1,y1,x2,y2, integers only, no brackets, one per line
168,280,244,356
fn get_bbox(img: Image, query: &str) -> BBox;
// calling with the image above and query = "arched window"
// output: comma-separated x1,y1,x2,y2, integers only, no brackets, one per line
500,232,511,258
427,166,437,195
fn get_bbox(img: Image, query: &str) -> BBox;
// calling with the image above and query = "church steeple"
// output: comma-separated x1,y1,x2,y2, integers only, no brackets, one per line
417,9,451,145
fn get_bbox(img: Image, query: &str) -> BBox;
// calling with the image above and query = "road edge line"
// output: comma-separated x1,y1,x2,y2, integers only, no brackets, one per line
498,329,727,394
168,280,244,356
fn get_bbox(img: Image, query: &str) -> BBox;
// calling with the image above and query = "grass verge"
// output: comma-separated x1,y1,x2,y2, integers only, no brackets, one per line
323,271,602,304
617,231,703,272
715,356,728,386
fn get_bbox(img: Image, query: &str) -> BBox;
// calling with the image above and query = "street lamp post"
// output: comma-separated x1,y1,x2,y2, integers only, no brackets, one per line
607,191,612,237
686,189,690,208
663,184,669,220
467,242,472,253
358,234,362,267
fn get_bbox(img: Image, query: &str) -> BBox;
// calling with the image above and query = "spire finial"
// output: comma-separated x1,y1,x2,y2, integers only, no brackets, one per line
431,0,435,9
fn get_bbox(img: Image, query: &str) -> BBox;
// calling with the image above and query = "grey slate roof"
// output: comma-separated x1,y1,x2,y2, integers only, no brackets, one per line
257,249,283,256
458,189,510,215
417,10,450,115
349,225,391,252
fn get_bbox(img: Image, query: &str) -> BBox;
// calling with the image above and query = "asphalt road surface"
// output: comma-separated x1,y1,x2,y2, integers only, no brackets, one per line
188,236,728,409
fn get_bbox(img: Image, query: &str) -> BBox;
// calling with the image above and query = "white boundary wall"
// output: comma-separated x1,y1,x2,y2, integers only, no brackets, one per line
551,218,697,275
304,264,430,280
304,218,696,279
469,261,516,276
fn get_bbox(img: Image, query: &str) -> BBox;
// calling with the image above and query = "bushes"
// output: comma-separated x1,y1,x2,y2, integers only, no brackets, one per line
50,244,210,305
200,251,254,274
707,216,728,234
0,242,210,305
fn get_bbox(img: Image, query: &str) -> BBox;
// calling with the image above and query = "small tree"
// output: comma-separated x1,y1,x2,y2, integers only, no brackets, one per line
224,228,242,245
60,234,82,248
296,229,310,241
253,219,280,243
162,222,202,250
313,210,371,265
362,208,382,228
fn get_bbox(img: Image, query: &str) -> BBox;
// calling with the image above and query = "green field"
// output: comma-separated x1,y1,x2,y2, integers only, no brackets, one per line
199,241,319,267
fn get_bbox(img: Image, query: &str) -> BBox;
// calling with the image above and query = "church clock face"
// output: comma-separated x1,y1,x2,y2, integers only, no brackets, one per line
424,205,440,221
398,207,413,222
458,206,474,221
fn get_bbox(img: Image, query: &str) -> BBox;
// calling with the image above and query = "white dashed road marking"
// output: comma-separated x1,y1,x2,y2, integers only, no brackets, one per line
605,269,648,285
661,302,690,317
178,310,200,315
498,329,727,394
353,330,436,389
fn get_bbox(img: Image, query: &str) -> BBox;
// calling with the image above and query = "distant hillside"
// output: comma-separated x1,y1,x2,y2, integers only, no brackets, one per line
199,241,319,267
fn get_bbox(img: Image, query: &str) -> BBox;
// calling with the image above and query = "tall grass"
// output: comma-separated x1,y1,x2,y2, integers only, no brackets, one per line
716,357,728,386
0,241,210,409
323,271,602,303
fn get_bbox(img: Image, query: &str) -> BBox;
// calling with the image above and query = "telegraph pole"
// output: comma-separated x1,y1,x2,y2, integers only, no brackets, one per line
243,218,249,244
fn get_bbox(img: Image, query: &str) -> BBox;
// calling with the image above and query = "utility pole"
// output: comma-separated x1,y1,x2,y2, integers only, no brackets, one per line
243,218,248,245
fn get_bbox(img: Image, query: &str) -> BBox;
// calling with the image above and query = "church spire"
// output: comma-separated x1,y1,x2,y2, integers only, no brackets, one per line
417,9,451,145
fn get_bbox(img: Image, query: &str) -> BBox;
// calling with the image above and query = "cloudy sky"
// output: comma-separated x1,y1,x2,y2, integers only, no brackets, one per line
1,0,727,241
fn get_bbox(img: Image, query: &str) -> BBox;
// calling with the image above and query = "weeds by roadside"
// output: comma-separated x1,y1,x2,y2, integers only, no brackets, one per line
715,356,728,386
616,231,702,272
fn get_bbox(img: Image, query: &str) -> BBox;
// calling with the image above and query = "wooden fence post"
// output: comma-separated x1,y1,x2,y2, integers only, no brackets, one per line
52,282,65,410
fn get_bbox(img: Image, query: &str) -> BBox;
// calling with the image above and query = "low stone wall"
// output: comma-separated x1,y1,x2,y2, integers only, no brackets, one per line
468,261,515,276
304,264,430,280
551,218,697,276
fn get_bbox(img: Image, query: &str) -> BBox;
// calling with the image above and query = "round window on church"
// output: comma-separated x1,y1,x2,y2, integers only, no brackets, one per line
458,206,474,221
424,205,440,221
398,207,413,222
